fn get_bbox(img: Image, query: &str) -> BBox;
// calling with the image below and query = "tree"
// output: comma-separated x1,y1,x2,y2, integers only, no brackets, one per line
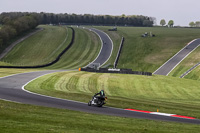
160,19,166,26
0,38,3,47
143,20,153,27
195,21,200,27
168,20,174,27
189,22,195,27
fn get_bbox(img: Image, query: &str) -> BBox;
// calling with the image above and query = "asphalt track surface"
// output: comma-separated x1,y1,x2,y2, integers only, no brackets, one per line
86,28,113,67
153,39,200,75
0,30,200,125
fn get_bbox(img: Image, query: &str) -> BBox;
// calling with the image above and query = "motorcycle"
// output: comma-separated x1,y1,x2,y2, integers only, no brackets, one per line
88,96,107,107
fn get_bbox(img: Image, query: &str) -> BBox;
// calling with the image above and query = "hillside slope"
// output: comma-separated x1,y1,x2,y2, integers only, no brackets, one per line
0,25,70,66
0,26,101,69
96,27,200,74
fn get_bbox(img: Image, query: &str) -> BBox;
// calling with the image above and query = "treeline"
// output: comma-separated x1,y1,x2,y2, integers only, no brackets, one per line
0,12,154,51
38,13,154,27
0,13,39,50
0,12,154,26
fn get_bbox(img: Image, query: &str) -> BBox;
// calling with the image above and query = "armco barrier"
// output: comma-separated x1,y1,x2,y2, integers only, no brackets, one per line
0,27,75,69
80,68,152,76
114,37,125,68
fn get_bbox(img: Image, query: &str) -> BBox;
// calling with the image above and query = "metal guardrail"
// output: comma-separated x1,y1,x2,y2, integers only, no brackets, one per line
180,62,200,78
80,67,152,76
114,37,124,68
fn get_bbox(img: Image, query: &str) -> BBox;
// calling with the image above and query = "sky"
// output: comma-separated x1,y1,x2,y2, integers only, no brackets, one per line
0,0,199,26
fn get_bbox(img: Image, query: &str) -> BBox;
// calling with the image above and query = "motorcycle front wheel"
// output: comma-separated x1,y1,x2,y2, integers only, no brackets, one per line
88,101,92,106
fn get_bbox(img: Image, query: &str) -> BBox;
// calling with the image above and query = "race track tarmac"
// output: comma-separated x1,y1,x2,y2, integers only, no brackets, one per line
86,28,113,67
153,39,200,75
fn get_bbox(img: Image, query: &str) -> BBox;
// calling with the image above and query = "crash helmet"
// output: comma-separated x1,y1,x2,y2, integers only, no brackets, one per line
100,90,104,95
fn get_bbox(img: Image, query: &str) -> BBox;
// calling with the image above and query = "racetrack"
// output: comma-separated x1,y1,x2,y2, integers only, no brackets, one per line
0,70,200,124
85,28,113,67
0,29,200,125
153,39,200,76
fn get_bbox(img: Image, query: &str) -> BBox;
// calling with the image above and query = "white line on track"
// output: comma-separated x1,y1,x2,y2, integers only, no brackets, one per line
0,71,44,79
0,98,22,104
150,112,176,116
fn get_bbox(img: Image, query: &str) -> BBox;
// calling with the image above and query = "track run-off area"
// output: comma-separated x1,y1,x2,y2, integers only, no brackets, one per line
0,28,200,125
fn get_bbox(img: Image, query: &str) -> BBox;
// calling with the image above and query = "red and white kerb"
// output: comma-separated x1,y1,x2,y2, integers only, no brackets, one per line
125,109,196,120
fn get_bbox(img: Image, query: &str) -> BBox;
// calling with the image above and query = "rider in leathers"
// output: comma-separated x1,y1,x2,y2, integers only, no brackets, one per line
93,90,105,104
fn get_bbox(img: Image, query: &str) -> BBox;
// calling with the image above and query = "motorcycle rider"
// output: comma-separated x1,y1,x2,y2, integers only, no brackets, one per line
94,90,105,98
93,90,106,104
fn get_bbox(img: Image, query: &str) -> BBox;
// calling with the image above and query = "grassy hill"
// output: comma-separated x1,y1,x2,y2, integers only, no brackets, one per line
0,26,101,70
95,27,200,74
0,25,70,66
46,27,101,69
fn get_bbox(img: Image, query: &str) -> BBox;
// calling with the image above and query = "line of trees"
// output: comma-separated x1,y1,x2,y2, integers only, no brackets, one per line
0,12,155,51
38,12,154,27
189,21,200,27
0,12,155,27
0,13,40,50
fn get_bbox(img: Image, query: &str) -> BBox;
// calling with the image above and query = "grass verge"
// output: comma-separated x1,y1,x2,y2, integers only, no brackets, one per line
0,68,39,77
0,100,200,133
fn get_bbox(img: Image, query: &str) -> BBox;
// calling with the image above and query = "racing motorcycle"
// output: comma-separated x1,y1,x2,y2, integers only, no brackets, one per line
88,96,107,107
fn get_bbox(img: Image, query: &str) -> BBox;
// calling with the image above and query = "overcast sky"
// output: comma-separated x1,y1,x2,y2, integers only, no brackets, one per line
0,0,199,26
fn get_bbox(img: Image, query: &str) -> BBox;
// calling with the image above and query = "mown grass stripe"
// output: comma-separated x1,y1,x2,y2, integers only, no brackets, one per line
97,73,111,95
88,73,102,93
77,72,96,93
65,72,85,92
54,71,79,92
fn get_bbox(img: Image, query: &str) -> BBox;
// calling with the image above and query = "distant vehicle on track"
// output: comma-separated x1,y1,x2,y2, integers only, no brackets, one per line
108,27,117,31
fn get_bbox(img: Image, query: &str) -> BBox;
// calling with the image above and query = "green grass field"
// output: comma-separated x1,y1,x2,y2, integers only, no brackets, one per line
95,27,200,73
25,71,200,119
184,65,200,80
1,100,199,133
